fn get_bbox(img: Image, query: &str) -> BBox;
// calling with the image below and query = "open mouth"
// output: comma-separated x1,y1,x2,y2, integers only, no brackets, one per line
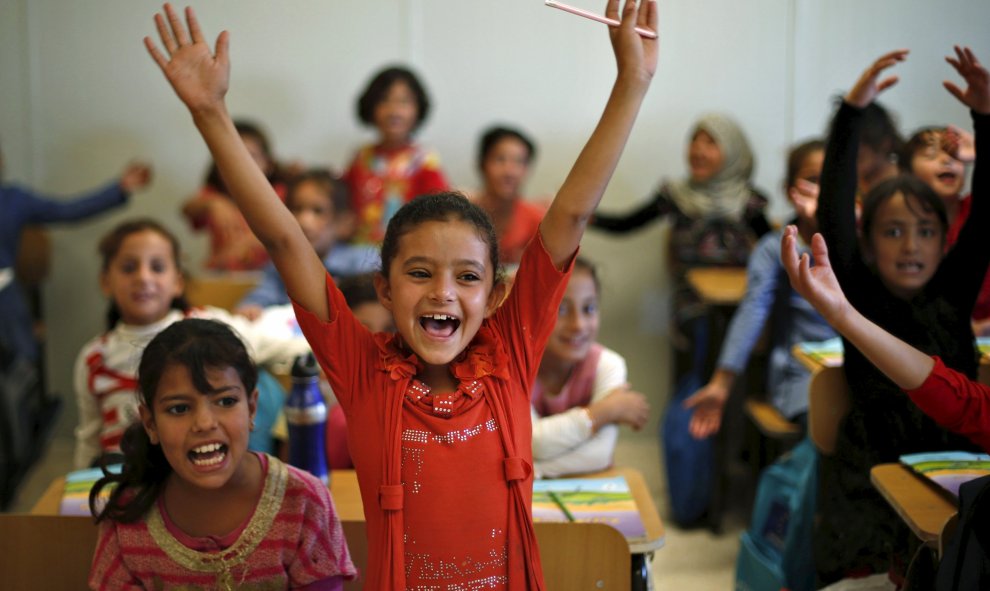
896,261,923,273
937,172,959,183
420,314,460,338
188,442,228,467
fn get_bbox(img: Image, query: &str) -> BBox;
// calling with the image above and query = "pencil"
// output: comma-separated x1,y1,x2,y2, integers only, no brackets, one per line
548,491,576,522
545,0,659,40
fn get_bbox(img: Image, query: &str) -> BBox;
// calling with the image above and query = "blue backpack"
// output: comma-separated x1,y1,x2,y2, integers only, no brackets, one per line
735,437,817,591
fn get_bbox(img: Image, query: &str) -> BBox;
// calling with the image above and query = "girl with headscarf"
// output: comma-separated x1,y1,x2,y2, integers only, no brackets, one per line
591,113,770,381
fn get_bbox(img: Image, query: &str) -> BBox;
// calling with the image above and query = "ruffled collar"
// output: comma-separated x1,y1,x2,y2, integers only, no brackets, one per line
374,322,511,384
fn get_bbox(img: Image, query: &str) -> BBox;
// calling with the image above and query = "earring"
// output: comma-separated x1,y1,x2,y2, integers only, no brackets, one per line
250,419,256,432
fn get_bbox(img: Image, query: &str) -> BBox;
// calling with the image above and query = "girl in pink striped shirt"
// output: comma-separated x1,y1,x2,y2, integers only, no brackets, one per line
88,318,356,590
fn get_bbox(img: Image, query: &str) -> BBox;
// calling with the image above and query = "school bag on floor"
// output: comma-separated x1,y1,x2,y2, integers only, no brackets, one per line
735,437,817,591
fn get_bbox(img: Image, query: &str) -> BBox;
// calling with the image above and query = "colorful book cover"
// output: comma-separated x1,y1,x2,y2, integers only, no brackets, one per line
977,336,990,357
59,465,121,516
899,451,990,498
532,475,645,539
796,337,844,367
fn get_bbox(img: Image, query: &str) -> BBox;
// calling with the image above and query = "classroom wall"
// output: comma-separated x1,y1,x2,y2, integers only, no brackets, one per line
1,0,988,432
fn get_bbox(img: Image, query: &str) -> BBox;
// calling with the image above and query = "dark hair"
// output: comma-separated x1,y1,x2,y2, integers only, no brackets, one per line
99,219,189,330
204,119,279,194
477,126,537,170
379,192,502,284
785,138,825,190
338,272,380,309
860,174,948,248
357,66,430,130
90,318,258,523
573,257,601,295
899,126,950,173
859,102,903,161
285,168,351,216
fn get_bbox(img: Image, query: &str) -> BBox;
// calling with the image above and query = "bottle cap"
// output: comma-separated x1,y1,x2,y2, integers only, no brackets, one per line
291,352,319,379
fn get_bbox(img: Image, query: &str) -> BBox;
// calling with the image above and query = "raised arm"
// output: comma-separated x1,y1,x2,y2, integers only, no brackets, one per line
144,5,328,319
539,0,658,268
781,226,934,390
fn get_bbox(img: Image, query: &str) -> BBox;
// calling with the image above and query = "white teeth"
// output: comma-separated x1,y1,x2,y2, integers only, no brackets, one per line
425,314,454,321
191,452,225,467
192,443,222,454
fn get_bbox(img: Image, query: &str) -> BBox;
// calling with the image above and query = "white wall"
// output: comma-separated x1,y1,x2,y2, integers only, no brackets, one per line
2,0,988,421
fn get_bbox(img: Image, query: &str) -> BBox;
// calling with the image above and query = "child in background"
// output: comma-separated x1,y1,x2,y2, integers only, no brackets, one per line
182,119,293,271
813,47,990,584
235,169,379,320
590,112,770,381
684,139,836,438
345,65,448,244
471,126,547,266
0,149,151,362
143,1,656,587
88,318,355,589
325,273,395,470
782,227,990,453
531,257,649,478
74,219,310,469
900,125,990,334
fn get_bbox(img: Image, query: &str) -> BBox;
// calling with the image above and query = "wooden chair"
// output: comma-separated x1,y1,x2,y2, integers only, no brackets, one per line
184,272,262,311
808,365,850,455
744,398,802,470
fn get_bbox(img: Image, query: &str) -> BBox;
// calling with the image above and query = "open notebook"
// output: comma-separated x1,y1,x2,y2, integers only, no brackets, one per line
532,475,645,539
59,465,121,516
900,451,990,498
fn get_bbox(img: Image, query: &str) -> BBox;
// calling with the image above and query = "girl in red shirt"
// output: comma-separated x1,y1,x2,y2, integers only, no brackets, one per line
144,1,657,588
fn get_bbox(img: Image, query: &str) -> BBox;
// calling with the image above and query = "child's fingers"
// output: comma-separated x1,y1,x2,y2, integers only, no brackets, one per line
604,0,620,22
876,76,899,92
153,13,177,55
810,232,832,270
943,81,966,103
185,6,205,45
144,36,169,71
164,3,190,47
620,0,636,27
215,30,230,65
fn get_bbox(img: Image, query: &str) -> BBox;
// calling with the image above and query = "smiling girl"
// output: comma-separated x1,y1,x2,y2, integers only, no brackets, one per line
88,319,355,590
143,1,656,587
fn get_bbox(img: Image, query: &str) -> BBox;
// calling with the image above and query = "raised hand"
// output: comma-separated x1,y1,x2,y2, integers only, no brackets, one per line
119,161,153,193
780,225,850,325
606,0,659,83
846,49,908,109
144,4,230,114
944,124,976,163
788,178,820,221
944,46,990,115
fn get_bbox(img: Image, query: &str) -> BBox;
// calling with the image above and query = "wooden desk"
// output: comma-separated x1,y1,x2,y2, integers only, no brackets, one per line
184,272,262,311
29,469,642,590
794,343,990,384
870,463,957,549
685,267,748,306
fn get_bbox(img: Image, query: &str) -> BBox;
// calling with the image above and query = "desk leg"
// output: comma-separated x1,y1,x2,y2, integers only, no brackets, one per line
631,552,654,591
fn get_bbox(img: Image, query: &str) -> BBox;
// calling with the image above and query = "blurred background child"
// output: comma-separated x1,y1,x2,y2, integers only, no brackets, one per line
531,257,649,478
590,113,770,382
88,318,355,589
684,139,835,438
74,219,310,469
0,146,151,363
470,126,547,266
345,65,448,244
235,169,378,320
899,124,990,334
182,119,296,271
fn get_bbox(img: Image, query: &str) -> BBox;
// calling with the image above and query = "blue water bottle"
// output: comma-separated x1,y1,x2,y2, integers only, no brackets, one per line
286,353,328,484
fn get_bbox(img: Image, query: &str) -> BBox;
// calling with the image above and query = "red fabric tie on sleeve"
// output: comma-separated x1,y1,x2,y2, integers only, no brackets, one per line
503,457,531,481
379,484,404,511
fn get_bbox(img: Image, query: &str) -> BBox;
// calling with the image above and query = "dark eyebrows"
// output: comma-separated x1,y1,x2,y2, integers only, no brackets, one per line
402,255,486,273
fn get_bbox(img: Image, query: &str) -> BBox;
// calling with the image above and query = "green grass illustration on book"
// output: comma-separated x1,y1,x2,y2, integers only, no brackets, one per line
900,451,990,498
532,475,645,539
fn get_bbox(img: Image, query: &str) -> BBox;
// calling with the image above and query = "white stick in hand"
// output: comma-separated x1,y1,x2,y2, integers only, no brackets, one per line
545,0,658,39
